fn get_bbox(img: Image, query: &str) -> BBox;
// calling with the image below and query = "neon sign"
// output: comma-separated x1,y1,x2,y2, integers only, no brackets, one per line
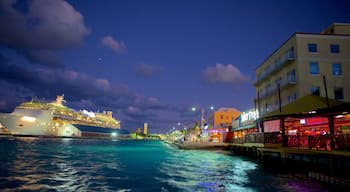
241,109,259,122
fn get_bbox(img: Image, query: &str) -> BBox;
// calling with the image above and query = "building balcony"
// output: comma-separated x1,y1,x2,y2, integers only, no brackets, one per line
258,77,297,100
254,49,295,86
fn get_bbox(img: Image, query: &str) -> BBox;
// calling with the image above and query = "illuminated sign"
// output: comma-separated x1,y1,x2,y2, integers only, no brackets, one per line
241,109,259,122
263,120,280,133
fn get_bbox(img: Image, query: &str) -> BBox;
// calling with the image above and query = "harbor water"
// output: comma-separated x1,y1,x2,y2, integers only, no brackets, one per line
0,137,335,191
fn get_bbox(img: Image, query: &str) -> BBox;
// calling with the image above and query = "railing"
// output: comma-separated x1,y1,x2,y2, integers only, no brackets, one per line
259,78,297,100
231,132,280,144
254,48,295,86
230,132,350,151
244,133,264,143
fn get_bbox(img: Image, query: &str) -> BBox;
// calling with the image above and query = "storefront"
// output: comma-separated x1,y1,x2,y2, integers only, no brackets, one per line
230,109,259,143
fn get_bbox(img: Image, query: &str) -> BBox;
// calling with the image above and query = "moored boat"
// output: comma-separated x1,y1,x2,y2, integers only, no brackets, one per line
0,95,130,138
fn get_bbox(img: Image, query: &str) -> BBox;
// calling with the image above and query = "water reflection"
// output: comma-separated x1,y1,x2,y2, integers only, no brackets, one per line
0,137,128,191
0,138,333,192
159,149,257,191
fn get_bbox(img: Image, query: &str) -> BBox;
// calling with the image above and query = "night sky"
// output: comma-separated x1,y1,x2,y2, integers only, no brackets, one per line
0,0,349,133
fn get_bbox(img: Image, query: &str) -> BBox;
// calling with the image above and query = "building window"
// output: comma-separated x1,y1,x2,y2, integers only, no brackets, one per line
287,69,296,82
332,63,342,76
311,86,320,96
309,62,319,75
288,93,297,103
334,87,344,100
220,115,223,120
330,44,340,54
308,43,317,53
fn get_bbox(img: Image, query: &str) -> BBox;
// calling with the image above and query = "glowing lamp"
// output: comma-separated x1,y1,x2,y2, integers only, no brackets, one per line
204,123,208,129
21,116,36,123
111,132,117,137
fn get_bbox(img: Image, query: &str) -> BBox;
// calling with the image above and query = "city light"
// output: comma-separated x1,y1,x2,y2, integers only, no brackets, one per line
111,132,117,137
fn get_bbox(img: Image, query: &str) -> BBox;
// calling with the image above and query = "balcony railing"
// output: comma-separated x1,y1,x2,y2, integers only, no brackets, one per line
254,48,295,86
258,77,297,100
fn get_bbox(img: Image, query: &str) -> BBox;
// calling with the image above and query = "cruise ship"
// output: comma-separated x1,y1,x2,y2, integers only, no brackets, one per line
0,95,130,138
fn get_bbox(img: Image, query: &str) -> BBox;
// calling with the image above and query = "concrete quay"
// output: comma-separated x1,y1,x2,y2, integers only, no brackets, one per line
226,143,350,189
163,140,227,150
164,140,350,188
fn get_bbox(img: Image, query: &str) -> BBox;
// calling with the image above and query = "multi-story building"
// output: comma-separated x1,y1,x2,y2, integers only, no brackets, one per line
254,23,350,116
213,108,241,128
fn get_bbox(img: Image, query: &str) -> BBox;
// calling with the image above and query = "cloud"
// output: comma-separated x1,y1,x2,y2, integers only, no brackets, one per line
202,63,250,85
101,35,127,54
21,49,62,68
0,0,90,67
135,63,162,78
0,55,170,131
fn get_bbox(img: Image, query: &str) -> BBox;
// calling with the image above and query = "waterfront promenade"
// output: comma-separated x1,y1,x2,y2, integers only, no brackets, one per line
164,139,350,189
165,140,227,150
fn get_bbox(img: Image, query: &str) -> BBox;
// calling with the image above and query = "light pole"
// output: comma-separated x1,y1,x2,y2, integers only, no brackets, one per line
191,105,215,141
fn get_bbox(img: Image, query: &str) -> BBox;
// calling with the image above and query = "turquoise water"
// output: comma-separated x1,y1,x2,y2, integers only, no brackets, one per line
0,137,332,191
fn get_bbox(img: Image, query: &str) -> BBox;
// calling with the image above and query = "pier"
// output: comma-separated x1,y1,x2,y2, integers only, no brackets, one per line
169,140,227,150
226,143,350,188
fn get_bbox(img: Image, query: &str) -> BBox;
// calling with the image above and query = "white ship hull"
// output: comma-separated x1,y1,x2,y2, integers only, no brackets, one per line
0,109,81,136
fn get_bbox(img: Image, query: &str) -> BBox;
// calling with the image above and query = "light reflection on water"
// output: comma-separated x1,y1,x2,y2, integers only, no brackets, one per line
0,138,331,192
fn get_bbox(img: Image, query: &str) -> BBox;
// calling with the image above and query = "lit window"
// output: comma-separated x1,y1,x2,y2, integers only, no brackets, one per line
308,43,317,53
334,87,344,100
332,63,342,76
309,62,319,75
330,44,340,54
311,86,320,96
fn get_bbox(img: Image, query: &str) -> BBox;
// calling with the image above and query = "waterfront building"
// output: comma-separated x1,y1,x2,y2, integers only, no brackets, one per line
213,108,241,128
247,23,350,150
211,108,241,142
254,23,350,117
230,109,259,143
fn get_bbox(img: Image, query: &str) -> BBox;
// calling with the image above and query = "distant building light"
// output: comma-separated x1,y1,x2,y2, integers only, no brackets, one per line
300,119,306,125
335,115,344,118
111,132,117,137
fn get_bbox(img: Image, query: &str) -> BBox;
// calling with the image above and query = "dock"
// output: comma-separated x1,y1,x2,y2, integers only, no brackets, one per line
226,143,350,188
163,140,227,150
